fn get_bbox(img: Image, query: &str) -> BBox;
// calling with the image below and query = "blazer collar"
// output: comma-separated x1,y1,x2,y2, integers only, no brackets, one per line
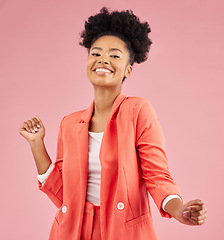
78,91,127,124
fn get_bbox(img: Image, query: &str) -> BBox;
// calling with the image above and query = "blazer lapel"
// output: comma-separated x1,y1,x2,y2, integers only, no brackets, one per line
75,100,94,203
75,91,127,203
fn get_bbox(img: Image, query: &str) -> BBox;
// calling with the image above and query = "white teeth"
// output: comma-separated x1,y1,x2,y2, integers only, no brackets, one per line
95,68,111,73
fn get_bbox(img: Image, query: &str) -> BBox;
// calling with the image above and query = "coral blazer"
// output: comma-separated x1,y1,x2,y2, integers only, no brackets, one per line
38,91,182,240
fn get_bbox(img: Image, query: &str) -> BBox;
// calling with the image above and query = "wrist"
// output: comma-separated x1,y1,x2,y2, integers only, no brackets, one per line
29,137,44,146
164,198,184,219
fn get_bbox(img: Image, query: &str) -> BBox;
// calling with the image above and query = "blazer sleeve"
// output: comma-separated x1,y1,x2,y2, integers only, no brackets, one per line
135,99,182,218
37,117,65,208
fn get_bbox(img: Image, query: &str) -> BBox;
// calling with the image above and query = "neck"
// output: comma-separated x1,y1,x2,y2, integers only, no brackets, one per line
93,87,121,116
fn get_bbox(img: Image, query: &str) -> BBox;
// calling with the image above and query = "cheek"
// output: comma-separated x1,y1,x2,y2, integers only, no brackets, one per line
86,59,93,71
115,62,128,74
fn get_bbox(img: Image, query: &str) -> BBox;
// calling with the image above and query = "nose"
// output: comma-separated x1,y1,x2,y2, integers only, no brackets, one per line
98,60,109,64
97,54,109,64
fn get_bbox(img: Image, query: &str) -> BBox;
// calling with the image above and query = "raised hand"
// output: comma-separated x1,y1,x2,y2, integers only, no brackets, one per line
19,115,45,143
19,115,52,174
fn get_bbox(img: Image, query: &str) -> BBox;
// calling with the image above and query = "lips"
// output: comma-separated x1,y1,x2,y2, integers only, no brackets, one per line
93,66,114,73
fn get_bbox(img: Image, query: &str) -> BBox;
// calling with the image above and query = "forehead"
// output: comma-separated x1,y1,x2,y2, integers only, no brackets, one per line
91,35,127,51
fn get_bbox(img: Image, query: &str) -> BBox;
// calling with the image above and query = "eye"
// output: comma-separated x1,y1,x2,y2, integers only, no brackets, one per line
91,53,100,57
110,55,120,58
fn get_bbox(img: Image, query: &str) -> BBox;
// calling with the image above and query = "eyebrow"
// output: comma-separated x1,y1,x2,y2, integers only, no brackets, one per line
91,47,123,53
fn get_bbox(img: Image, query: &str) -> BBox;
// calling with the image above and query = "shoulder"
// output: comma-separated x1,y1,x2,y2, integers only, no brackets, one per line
122,95,155,112
66,109,87,119
59,108,89,127
122,96,158,122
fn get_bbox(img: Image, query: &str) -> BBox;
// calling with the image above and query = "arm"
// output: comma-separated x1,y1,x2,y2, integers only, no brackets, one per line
19,115,64,208
135,100,182,218
162,195,182,211
37,118,64,208
135,100,207,225
30,139,52,174
37,163,55,185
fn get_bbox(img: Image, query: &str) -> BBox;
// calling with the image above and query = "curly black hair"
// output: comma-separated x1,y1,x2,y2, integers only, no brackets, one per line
79,7,152,66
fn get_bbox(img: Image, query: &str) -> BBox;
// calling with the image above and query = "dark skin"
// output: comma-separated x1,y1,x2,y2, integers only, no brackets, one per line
19,35,207,225
86,35,132,132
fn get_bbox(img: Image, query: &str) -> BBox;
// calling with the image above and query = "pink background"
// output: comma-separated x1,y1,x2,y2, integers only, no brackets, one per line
0,0,223,239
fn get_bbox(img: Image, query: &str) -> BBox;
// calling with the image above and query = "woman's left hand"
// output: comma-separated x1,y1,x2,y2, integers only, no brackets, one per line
177,199,207,225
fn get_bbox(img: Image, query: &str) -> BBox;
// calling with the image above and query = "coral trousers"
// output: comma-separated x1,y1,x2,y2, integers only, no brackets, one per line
81,201,101,240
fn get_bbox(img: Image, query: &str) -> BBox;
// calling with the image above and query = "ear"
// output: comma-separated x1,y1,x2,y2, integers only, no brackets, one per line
124,64,133,78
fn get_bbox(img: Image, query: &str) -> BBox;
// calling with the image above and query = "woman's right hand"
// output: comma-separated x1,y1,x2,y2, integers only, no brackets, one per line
19,115,45,143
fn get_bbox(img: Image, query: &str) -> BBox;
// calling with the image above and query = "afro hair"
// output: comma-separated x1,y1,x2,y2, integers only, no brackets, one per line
79,7,152,66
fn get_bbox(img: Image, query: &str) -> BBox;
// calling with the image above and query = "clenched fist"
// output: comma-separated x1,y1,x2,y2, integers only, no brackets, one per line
19,115,45,143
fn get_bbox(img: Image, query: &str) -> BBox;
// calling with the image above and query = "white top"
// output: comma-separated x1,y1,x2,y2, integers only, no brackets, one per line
37,131,181,210
85,131,103,205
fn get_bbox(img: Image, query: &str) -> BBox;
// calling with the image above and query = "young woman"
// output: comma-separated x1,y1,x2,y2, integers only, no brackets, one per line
19,7,207,240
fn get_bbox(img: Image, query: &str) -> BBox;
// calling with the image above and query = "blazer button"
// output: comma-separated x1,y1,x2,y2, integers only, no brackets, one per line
117,202,124,210
62,206,67,213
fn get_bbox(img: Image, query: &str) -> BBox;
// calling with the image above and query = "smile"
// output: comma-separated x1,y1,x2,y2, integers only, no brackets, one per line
93,67,114,76
95,68,111,73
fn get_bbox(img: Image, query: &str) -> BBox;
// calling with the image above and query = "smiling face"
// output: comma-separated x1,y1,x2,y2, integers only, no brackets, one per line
86,35,133,89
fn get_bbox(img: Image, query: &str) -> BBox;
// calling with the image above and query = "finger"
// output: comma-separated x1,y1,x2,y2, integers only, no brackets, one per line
31,116,39,125
32,116,41,128
20,122,32,133
185,200,206,212
34,115,43,127
189,212,206,225
188,217,205,225
187,205,204,212
183,207,207,224
26,119,36,133
190,213,207,221
185,199,205,208
190,208,207,217
25,120,35,133
183,207,207,218
31,117,40,132
186,205,207,212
